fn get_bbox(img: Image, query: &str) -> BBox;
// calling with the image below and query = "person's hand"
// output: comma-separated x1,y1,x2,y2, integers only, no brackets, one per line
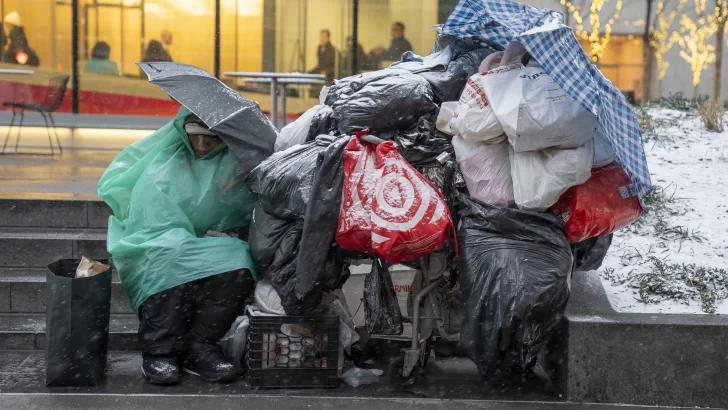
204,230,232,238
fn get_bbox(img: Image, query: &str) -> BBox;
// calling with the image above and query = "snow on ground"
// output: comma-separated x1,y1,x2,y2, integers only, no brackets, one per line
601,107,728,315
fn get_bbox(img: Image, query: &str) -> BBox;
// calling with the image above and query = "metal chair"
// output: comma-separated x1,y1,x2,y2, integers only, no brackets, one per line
2,75,69,155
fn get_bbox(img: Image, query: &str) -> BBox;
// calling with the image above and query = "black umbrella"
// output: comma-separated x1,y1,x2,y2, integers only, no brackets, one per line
138,62,278,169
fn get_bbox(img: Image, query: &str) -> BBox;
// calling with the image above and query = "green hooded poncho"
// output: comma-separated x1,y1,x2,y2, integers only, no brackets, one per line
97,107,257,313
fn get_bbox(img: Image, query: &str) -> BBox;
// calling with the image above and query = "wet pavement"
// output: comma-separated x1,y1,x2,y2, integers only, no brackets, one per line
0,351,708,409
0,351,560,401
0,151,117,196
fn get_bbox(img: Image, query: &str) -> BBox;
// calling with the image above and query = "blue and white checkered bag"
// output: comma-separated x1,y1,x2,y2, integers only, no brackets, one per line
439,0,652,201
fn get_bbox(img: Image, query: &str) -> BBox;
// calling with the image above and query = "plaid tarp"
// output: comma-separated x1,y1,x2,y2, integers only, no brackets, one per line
439,0,652,201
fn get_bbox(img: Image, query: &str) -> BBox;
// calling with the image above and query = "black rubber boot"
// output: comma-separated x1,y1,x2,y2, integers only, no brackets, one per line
138,284,192,385
142,354,181,385
184,270,254,383
183,342,237,383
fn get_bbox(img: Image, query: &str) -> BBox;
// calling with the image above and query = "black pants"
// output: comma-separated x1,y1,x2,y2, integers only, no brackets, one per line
138,270,254,357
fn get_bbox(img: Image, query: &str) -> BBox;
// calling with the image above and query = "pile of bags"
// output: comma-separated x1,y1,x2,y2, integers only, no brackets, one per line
439,41,642,235
246,34,644,378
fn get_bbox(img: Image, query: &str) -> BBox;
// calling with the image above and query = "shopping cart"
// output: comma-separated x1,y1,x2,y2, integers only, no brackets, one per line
352,130,464,386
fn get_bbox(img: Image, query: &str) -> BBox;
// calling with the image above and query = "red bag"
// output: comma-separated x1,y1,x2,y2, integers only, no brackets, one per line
336,136,452,264
552,162,643,243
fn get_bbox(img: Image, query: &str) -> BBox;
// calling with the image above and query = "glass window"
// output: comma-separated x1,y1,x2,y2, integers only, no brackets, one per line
77,0,216,115
2,0,457,118
0,0,72,113
580,35,644,101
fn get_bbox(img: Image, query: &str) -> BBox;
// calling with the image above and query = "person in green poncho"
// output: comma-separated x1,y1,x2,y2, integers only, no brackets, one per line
97,107,258,385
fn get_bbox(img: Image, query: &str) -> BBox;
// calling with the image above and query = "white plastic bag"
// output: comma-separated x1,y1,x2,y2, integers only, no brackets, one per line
480,63,598,152
221,315,250,372
510,139,594,211
436,101,458,135
449,73,505,142
254,279,285,315
452,135,514,207
275,106,322,152
341,367,384,387
274,86,329,152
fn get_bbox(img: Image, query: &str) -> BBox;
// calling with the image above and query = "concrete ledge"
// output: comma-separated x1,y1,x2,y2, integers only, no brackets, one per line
0,199,110,228
0,393,696,409
564,271,728,409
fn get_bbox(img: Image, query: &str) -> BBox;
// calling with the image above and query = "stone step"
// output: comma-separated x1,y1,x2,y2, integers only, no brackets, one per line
0,227,109,268
0,313,138,351
0,268,132,314
0,351,565,406
0,196,111,229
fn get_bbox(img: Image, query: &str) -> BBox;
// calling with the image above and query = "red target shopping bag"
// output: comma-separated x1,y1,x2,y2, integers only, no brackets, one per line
336,136,452,264
552,162,643,243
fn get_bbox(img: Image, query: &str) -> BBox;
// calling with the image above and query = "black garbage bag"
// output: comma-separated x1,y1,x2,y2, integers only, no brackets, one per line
328,70,437,134
572,234,613,272
248,204,299,274
430,34,503,55
379,113,454,167
248,135,350,315
325,70,394,105
458,196,572,376
294,136,350,311
247,135,338,219
364,258,403,335
249,207,304,308
46,259,112,387
418,47,496,103
306,105,336,142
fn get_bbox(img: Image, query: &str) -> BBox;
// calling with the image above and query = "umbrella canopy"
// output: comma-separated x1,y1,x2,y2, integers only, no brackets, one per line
440,0,652,202
138,62,278,169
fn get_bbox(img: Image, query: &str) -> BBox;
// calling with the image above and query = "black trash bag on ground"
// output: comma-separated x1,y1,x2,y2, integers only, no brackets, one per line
571,234,613,272
328,70,438,134
247,135,338,219
46,259,112,387
306,105,336,142
458,196,572,376
292,136,350,314
364,258,403,335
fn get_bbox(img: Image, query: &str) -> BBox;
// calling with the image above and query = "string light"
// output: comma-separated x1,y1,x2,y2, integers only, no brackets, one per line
560,0,623,63
673,0,717,87
651,0,686,81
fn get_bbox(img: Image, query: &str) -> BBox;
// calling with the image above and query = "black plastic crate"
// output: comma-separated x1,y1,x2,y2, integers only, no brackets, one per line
247,315,339,389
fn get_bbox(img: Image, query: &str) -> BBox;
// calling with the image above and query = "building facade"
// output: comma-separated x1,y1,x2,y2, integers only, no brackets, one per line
0,0,719,120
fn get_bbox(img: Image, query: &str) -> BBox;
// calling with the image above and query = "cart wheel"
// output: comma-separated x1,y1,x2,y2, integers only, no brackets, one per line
388,356,420,388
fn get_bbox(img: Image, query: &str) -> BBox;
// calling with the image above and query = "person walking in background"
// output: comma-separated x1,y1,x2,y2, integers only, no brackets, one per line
2,11,40,66
309,29,337,84
143,30,173,63
85,42,119,76
371,21,413,64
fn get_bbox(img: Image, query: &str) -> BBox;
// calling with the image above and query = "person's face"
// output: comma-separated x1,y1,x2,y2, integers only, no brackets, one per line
320,32,329,46
391,25,403,39
188,134,222,158
162,32,173,46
